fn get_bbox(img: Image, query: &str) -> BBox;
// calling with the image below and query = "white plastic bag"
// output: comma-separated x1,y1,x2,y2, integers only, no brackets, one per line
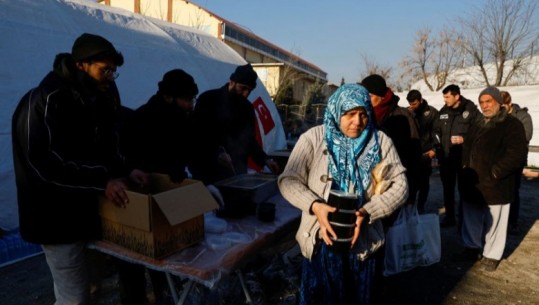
383,204,441,276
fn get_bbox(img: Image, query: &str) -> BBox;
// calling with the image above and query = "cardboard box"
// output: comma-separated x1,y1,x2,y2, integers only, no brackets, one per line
99,174,219,259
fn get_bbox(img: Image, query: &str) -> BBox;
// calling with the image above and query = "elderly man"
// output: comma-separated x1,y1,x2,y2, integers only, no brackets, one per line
458,86,527,272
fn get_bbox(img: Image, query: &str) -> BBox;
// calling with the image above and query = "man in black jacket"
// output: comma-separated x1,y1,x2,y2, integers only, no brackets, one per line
119,69,198,305
11,33,146,304
123,69,198,182
190,64,279,185
407,90,439,212
459,86,527,271
500,90,533,234
433,84,482,227
361,74,422,304
361,75,422,207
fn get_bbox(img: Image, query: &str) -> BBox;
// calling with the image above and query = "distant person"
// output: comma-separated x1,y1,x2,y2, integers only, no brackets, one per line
118,69,199,305
286,118,308,141
11,33,147,304
406,89,439,212
500,90,533,234
432,84,482,227
190,63,279,184
458,86,527,271
278,83,408,305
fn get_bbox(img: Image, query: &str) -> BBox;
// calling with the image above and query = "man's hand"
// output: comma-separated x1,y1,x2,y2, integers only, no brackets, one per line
217,146,235,174
105,179,129,208
265,158,280,174
523,168,539,178
311,201,337,245
129,169,148,186
451,135,464,145
424,149,436,159
217,151,233,167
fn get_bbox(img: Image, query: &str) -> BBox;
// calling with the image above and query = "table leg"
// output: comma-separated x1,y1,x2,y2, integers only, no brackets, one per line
177,280,193,305
165,273,194,305
236,270,253,304
165,273,179,304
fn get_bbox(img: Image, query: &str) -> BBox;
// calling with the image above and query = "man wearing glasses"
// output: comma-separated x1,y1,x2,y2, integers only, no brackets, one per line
190,64,279,185
12,33,147,304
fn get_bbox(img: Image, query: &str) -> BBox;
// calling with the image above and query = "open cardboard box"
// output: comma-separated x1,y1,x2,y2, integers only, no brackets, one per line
99,174,219,259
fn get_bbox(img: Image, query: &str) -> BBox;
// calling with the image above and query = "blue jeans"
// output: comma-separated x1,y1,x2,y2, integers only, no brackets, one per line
42,242,90,305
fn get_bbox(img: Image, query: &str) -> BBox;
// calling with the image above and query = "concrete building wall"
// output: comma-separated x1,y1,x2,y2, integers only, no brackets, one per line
108,0,220,35
253,65,282,97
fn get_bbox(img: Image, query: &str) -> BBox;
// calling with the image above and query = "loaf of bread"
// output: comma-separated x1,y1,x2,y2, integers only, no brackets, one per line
370,160,393,195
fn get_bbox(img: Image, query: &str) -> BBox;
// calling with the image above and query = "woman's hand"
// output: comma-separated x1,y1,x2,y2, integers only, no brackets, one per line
311,201,337,245
350,208,368,248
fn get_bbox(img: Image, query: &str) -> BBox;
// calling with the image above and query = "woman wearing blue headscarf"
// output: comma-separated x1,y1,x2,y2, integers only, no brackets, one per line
279,84,408,304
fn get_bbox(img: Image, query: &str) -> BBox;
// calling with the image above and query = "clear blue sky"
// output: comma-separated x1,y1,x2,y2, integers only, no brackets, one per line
191,0,488,84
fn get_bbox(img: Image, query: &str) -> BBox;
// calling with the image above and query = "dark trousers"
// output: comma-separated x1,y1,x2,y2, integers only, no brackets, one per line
509,168,523,226
439,159,463,222
408,156,433,212
116,260,168,305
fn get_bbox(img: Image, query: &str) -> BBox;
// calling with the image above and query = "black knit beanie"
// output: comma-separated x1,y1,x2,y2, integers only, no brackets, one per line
158,69,199,98
71,33,124,66
230,64,257,89
361,74,388,97
478,86,503,104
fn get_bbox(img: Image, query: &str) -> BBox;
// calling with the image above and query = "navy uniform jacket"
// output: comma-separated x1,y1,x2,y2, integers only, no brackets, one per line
432,97,482,164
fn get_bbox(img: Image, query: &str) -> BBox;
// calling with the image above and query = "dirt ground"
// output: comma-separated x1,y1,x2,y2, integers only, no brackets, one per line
1,172,538,305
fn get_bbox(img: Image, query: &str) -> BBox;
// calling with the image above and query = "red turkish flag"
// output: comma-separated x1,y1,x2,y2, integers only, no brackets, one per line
252,97,275,135
248,97,275,171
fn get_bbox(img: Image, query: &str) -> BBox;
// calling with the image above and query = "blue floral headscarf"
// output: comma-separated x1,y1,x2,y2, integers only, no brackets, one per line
324,83,381,198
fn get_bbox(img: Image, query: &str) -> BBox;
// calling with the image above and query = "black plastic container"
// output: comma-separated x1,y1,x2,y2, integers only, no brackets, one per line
256,201,276,222
327,190,358,251
214,174,278,218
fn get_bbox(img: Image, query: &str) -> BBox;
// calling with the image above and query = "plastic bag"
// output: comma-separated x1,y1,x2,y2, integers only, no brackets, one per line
383,204,441,276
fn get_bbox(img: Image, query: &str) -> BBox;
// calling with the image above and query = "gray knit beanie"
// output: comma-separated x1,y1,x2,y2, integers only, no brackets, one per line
478,86,503,104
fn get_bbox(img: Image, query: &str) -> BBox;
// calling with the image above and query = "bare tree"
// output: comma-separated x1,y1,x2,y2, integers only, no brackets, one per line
400,27,463,91
302,81,326,126
187,7,208,30
360,53,392,81
460,0,539,86
272,62,301,105
401,28,434,90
